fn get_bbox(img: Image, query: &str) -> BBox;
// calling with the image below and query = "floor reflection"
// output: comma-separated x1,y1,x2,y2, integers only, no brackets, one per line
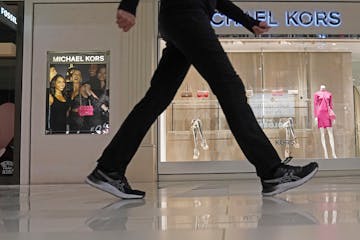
85,199,145,231
259,197,318,226
0,177,360,240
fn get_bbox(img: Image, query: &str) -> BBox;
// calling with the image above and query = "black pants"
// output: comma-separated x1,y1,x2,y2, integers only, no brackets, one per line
97,5,281,179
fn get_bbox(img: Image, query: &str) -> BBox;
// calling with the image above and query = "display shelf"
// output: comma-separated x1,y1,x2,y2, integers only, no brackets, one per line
168,98,311,131
166,128,313,141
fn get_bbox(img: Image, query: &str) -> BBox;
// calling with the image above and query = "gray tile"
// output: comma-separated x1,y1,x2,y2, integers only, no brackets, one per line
1,177,360,239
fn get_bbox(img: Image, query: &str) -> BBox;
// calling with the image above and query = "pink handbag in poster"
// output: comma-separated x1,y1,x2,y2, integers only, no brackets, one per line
78,94,94,117
78,105,94,117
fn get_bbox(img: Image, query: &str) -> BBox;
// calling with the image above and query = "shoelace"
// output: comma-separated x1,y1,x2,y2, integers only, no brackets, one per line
279,157,303,174
282,156,293,164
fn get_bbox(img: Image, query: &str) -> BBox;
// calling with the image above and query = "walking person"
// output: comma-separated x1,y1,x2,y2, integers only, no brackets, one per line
86,0,319,199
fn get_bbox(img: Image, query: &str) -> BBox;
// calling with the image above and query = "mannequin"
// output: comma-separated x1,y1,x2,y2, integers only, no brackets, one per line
190,118,209,159
314,85,337,158
280,117,299,159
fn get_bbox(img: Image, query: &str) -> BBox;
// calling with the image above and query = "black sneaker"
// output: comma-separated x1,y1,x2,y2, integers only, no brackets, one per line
86,168,145,199
261,162,318,196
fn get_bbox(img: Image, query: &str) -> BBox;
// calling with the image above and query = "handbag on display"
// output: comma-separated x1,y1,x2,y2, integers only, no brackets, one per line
181,83,193,98
196,90,209,98
326,100,336,120
328,108,336,120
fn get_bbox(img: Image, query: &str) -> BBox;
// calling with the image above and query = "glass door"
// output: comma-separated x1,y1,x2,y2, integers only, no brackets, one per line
158,39,360,176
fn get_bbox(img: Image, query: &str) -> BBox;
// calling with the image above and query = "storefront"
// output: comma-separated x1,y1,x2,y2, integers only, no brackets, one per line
20,0,360,184
158,1,360,177
0,1,23,184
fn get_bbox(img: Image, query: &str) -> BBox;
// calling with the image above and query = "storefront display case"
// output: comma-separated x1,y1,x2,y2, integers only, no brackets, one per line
163,47,355,162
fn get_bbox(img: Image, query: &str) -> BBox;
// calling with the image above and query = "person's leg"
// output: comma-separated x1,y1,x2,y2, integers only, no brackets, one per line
159,9,318,196
86,43,191,198
97,43,191,175
160,10,281,179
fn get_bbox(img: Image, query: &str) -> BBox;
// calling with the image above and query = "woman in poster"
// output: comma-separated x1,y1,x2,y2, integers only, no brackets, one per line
85,65,109,133
68,68,88,133
49,74,69,133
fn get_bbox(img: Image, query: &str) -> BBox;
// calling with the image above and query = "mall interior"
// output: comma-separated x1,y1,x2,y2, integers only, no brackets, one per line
1,0,360,239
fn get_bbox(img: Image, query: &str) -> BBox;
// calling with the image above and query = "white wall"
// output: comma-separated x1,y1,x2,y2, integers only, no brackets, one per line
21,0,158,184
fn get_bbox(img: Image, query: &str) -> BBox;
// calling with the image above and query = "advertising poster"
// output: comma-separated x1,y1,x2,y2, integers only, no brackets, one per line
46,51,110,134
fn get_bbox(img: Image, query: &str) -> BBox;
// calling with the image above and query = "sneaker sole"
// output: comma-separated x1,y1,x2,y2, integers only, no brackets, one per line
262,167,318,196
85,178,145,199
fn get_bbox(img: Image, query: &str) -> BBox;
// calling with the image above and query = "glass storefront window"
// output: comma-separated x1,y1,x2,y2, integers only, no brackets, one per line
161,39,360,162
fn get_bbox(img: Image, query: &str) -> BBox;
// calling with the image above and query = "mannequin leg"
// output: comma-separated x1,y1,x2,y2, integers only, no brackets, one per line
191,119,200,159
327,127,337,158
197,119,209,150
319,128,328,159
284,127,290,158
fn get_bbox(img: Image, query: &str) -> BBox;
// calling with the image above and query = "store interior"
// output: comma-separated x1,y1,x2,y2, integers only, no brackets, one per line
161,39,360,163
0,1,21,184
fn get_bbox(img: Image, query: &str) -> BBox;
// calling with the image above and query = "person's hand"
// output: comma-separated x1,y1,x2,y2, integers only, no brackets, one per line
314,117,318,125
82,84,98,99
116,9,136,32
252,21,271,35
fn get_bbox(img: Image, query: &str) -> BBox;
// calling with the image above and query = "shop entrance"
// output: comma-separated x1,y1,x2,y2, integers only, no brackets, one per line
158,38,360,176
0,1,23,184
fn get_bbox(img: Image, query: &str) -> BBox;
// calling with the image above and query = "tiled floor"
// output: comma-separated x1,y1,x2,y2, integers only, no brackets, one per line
1,176,360,239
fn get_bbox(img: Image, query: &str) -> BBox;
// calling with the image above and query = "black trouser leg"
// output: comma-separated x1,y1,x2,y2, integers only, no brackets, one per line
97,43,191,175
159,10,281,178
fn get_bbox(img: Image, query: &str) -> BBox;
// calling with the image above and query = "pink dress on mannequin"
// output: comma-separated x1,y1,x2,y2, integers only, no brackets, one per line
314,90,333,128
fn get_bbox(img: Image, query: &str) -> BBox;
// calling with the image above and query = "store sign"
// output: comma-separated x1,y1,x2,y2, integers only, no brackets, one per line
212,2,360,35
52,54,106,63
212,10,341,28
285,11,341,27
0,3,17,30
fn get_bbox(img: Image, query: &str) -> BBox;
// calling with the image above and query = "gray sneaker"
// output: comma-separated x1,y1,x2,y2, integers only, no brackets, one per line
261,162,318,196
86,168,145,199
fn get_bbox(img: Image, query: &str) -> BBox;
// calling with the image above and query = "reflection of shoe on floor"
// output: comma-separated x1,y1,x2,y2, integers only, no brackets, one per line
86,168,145,199
261,162,318,196
99,199,146,212
260,196,318,226
85,199,145,231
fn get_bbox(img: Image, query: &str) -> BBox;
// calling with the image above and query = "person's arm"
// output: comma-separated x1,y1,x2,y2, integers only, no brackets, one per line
116,0,139,32
118,0,139,16
49,94,54,106
216,0,270,34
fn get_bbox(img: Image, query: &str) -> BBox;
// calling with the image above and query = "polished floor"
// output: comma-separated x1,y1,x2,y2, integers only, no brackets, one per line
1,176,360,239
